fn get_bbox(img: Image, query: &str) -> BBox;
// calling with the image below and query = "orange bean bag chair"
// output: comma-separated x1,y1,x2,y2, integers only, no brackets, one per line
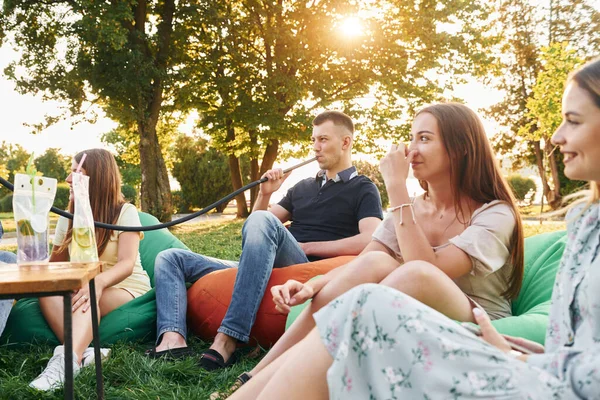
186,255,355,347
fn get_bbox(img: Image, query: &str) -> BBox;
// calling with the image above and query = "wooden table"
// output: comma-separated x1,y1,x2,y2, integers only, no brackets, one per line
0,262,104,399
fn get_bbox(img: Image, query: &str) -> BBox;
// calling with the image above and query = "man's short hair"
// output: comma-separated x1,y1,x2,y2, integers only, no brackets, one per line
312,111,354,135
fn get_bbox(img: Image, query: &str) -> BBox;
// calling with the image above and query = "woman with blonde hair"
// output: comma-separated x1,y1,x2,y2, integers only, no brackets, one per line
220,102,525,396
30,149,151,391
231,57,600,399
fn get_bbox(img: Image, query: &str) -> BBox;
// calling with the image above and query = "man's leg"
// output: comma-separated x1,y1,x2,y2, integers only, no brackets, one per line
0,251,16,337
207,211,308,364
154,249,238,352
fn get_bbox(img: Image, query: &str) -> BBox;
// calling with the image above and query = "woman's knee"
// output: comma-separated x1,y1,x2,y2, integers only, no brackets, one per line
382,260,442,288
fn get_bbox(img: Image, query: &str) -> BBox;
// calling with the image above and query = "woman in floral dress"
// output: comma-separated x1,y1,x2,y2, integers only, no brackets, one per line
229,58,600,400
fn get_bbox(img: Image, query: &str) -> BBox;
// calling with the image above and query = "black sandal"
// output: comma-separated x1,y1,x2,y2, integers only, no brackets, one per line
144,346,194,360
198,349,239,371
209,372,252,400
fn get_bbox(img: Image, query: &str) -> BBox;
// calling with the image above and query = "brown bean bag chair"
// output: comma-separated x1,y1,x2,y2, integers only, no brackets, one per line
186,256,355,347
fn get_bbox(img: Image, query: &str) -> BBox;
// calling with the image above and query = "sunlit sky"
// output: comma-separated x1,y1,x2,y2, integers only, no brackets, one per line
0,14,506,198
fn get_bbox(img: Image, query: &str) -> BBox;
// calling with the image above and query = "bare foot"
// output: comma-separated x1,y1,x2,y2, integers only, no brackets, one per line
155,332,187,352
209,332,238,361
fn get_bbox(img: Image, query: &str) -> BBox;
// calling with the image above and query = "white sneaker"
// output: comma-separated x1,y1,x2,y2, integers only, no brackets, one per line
81,347,111,367
29,345,81,391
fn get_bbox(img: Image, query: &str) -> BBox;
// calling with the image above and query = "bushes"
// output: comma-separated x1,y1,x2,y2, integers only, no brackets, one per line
121,184,137,205
508,175,537,204
171,190,192,214
54,184,70,210
0,195,12,213
354,160,389,208
171,136,236,213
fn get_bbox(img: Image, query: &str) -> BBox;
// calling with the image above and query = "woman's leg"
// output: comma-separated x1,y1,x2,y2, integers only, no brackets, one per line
311,284,562,400
248,251,399,376
39,286,133,362
380,260,475,322
230,329,331,400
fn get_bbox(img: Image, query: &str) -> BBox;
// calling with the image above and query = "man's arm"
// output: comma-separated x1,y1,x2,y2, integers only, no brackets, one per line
299,217,381,258
252,169,292,223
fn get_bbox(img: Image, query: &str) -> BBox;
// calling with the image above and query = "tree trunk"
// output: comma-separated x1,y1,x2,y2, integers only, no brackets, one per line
228,154,249,218
225,120,249,218
533,140,552,206
259,139,279,176
139,119,172,222
135,0,175,222
545,139,562,208
249,158,260,209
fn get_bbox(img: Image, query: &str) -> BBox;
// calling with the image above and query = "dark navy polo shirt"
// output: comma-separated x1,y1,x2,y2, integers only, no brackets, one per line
278,166,383,244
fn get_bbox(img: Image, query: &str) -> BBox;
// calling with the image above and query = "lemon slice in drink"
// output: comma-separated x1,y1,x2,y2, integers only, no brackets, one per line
73,228,93,248
17,219,34,236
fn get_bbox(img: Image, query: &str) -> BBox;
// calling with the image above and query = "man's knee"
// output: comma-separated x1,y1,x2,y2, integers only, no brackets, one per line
242,210,281,236
154,249,186,279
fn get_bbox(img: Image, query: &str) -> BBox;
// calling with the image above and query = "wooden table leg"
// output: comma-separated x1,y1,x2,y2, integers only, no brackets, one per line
63,294,74,400
88,278,104,399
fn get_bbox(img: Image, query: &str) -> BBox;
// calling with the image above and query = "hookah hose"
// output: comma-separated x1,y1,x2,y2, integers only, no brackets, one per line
0,157,317,232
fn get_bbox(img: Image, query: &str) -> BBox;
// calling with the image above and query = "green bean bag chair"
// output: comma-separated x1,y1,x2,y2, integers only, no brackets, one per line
285,230,567,345
0,212,189,346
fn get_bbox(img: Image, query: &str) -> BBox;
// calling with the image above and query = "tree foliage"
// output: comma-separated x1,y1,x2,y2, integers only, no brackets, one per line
34,148,70,181
188,0,497,216
0,0,197,221
486,0,600,208
354,159,388,209
171,135,248,213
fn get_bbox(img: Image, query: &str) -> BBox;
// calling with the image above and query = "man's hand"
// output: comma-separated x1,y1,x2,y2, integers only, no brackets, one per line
259,168,291,196
271,280,315,314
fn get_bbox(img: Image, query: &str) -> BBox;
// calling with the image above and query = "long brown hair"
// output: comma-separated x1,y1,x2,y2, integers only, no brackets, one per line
416,103,525,300
60,149,126,256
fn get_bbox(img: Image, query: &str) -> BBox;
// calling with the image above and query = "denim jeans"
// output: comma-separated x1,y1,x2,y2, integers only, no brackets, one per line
0,251,17,337
154,211,309,343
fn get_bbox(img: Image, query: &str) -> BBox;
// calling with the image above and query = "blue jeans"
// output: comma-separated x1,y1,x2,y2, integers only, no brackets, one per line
154,211,309,343
0,251,17,337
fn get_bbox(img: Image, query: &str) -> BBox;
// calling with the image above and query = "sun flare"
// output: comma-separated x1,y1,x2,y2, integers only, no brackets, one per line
339,16,364,38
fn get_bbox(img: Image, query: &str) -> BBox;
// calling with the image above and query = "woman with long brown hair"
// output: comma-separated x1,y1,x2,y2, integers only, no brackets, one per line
30,149,150,391
229,56,600,400
217,102,524,397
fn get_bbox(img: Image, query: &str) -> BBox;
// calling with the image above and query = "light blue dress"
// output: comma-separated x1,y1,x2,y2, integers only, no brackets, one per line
314,202,600,399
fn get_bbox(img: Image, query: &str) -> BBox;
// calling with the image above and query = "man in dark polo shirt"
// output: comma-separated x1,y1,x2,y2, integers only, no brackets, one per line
149,110,383,369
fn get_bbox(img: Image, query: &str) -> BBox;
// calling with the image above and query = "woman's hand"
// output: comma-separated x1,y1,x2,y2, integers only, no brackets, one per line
71,281,104,313
472,308,512,353
379,143,416,187
271,280,315,314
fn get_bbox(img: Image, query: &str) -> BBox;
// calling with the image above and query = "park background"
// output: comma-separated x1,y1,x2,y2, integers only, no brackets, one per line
0,0,598,398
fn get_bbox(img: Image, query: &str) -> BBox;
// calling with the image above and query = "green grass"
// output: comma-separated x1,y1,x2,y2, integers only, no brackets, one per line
0,219,254,400
0,217,566,399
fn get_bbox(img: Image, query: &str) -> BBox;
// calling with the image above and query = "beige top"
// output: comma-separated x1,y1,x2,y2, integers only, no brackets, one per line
372,200,515,319
54,203,151,298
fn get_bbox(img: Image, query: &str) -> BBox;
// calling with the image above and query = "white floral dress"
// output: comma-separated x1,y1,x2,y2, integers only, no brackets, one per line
314,202,600,400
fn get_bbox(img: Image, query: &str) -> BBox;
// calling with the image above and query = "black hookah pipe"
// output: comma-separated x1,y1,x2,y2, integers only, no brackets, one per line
0,157,317,232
